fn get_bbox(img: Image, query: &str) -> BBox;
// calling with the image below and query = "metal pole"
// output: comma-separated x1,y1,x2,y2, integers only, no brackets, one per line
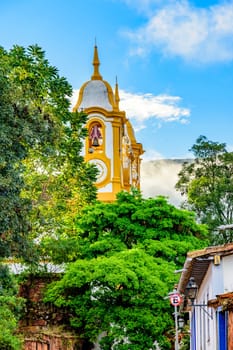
174,305,179,350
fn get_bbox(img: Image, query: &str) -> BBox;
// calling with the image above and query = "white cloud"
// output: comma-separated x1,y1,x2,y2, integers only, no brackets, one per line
123,0,233,63
71,88,190,131
141,148,164,161
227,144,233,152
119,89,190,130
140,159,184,205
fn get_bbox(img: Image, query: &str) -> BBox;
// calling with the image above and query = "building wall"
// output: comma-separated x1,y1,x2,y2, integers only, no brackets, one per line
24,333,80,350
223,255,233,293
193,256,233,350
195,265,216,350
18,275,82,350
212,257,224,296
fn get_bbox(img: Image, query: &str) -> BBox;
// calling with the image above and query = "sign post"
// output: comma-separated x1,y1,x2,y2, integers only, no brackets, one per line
170,292,182,350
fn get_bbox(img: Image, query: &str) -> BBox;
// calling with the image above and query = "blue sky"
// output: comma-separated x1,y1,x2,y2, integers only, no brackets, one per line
1,0,233,160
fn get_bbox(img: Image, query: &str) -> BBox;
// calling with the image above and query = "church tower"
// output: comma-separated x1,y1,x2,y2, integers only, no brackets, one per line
73,46,144,202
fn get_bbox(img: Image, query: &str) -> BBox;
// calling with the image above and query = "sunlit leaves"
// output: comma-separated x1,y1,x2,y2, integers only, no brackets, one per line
45,249,173,349
45,191,207,349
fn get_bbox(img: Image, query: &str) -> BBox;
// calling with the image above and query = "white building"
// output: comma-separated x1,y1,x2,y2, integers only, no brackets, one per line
178,243,233,350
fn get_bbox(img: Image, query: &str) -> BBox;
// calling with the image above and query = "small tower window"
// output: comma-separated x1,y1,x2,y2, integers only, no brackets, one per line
89,122,103,149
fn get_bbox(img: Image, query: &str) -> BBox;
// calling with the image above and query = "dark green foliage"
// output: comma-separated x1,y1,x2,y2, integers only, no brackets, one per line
0,264,24,350
176,135,233,243
0,70,31,260
45,191,208,349
0,44,97,261
0,44,71,260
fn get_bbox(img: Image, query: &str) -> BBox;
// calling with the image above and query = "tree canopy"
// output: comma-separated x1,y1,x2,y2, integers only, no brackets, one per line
176,135,233,243
0,44,97,261
45,191,208,349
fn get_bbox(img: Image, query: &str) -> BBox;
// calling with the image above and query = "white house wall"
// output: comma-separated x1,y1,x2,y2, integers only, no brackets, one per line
192,255,233,350
223,255,233,292
195,264,217,350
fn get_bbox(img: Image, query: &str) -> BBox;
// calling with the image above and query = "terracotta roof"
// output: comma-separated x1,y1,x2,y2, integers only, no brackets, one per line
187,242,233,258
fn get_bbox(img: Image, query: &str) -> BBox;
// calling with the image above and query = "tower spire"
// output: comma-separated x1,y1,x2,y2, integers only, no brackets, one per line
114,76,120,111
91,44,102,80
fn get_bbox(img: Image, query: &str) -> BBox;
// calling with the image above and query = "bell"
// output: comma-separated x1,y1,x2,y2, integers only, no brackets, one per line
92,137,99,147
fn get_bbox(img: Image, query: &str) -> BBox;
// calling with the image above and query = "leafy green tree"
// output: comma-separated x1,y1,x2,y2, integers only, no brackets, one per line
176,135,233,243
0,44,70,260
0,43,97,349
45,191,208,349
0,44,97,261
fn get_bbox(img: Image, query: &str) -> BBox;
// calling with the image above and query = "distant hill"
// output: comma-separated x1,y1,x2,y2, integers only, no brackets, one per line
140,159,191,206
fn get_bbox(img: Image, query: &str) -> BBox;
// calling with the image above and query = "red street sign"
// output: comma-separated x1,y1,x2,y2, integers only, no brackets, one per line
170,293,182,306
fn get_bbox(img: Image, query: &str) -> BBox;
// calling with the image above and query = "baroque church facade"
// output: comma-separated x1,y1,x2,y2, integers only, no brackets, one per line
72,45,144,202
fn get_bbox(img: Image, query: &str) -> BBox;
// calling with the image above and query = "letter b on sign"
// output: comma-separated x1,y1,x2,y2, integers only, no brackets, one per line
170,293,182,306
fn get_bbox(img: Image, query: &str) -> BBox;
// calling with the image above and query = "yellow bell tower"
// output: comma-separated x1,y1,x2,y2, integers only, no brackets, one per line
73,46,144,202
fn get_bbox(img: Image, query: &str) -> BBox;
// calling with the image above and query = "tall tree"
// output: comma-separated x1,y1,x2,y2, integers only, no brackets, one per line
0,44,97,261
176,135,233,243
45,191,208,349
0,44,97,349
